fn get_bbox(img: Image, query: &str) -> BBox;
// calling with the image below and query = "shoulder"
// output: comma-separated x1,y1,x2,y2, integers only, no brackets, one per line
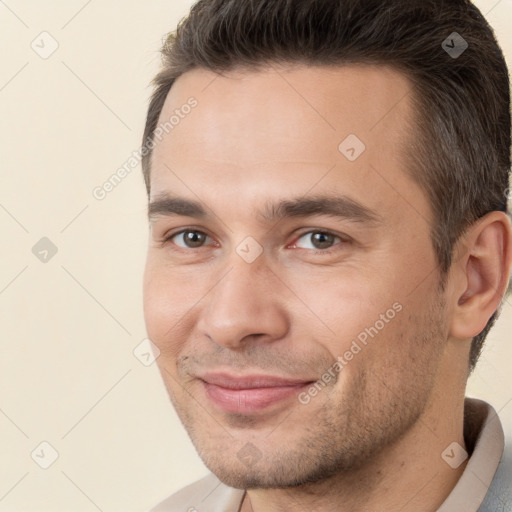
144,473,245,512
479,436,512,511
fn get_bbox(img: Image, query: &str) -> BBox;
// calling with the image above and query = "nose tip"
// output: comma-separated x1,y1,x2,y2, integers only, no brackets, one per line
196,263,289,349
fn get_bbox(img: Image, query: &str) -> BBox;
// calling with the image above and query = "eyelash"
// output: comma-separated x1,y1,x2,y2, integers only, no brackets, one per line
160,228,349,254
161,229,218,251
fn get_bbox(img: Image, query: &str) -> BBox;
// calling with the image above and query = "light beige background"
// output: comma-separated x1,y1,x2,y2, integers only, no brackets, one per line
0,1,511,511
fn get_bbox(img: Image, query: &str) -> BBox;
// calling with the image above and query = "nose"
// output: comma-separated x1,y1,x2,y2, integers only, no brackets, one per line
196,257,290,349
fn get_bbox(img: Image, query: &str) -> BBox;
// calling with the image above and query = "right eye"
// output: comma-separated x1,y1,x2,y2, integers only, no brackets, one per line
165,229,214,249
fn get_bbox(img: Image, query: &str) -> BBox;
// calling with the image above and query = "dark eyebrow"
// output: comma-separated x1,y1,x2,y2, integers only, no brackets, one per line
259,195,382,224
148,193,382,225
148,194,207,221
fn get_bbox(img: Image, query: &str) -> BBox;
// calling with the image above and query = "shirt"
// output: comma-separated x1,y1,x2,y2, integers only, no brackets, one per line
146,397,511,512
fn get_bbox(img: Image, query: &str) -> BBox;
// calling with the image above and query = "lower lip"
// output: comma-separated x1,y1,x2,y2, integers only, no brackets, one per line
202,381,311,414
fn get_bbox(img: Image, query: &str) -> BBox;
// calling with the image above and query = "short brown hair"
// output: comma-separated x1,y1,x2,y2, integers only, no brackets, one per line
141,0,511,373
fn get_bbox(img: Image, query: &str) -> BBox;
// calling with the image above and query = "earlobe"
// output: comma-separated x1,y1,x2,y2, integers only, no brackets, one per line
450,212,512,340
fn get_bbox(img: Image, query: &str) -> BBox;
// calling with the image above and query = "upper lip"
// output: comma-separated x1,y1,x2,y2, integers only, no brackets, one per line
199,372,315,390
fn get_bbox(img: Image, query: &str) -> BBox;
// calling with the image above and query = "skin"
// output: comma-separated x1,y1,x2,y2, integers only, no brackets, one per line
142,64,512,511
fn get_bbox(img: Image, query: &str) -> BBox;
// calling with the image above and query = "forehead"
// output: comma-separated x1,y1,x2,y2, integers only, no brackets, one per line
149,64,429,226
157,64,411,149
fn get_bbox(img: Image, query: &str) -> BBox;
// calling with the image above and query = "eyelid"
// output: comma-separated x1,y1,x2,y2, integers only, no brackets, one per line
159,227,351,252
288,229,352,252
161,227,217,248
291,228,351,243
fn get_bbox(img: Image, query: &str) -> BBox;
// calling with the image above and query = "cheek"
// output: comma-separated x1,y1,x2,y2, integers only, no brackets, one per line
290,274,394,344
295,281,412,379
142,263,198,357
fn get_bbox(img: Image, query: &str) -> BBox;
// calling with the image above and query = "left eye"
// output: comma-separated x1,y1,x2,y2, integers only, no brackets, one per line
294,231,342,250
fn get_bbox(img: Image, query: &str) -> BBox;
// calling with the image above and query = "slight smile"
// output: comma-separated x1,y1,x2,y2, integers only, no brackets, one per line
199,372,316,414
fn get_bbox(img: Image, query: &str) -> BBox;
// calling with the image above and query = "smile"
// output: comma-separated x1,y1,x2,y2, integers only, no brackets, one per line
199,372,315,414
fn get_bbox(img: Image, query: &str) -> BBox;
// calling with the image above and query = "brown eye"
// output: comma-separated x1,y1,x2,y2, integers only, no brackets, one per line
171,230,211,248
295,231,340,250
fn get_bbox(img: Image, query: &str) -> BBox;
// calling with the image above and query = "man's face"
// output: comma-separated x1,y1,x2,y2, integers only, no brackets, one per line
143,64,450,488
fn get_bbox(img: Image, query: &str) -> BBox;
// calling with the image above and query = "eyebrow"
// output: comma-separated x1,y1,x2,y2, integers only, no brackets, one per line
148,193,382,225
148,194,207,220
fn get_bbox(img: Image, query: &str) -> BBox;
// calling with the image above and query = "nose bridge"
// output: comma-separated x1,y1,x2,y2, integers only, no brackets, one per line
197,255,289,348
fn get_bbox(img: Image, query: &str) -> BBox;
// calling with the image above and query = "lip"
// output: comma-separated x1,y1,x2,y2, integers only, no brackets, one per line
199,372,315,414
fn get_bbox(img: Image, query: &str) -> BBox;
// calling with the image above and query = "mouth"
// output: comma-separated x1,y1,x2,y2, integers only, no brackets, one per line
198,372,316,414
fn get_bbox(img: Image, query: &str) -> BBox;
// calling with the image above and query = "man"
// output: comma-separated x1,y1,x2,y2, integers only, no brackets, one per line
141,0,512,510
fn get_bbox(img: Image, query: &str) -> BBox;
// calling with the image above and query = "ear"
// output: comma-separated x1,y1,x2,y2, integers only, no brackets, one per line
449,211,512,340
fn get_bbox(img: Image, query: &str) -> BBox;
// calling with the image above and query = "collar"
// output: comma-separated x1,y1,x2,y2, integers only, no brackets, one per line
437,397,504,511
